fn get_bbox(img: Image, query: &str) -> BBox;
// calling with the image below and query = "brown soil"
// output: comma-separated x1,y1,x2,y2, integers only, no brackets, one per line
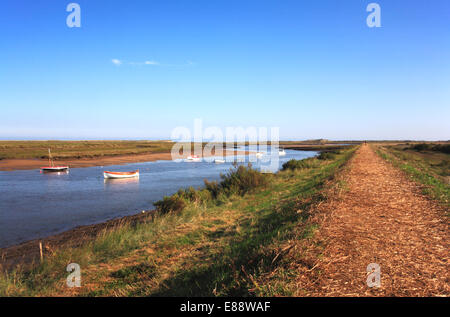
292,144,449,296
0,150,248,171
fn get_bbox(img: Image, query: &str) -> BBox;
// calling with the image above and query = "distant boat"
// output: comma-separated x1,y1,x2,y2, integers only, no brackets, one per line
40,149,69,172
255,152,264,158
104,170,139,179
214,159,225,164
278,148,286,156
185,155,201,162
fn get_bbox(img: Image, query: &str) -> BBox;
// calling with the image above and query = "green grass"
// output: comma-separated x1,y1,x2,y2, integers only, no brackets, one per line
375,145,450,207
0,146,357,297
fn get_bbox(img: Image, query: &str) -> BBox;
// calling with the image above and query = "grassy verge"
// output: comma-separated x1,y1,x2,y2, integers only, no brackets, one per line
0,147,357,296
375,145,449,207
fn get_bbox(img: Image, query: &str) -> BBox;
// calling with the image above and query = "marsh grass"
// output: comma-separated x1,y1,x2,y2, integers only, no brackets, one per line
282,158,319,171
376,145,449,207
409,143,450,154
0,140,177,160
0,147,357,296
0,141,237,160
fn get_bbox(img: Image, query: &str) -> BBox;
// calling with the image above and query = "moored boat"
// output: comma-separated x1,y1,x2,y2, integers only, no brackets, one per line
185,155,201,162
214,158,225,164
278,148,286,156
40,149,69,172
41,166,69,172
103,170,140,179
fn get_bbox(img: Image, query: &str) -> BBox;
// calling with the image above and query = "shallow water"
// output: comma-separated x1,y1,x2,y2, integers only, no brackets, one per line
0,148,316,248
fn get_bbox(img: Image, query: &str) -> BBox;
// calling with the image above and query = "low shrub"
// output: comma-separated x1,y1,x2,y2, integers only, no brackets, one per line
176,186,211,204
432,144,450,154
154,195,186,214
154,163,267,214
317,151,336,160
411,143,432,152
282,158,317,171
204,180,220,198
408,143,450,154
219,163,268,196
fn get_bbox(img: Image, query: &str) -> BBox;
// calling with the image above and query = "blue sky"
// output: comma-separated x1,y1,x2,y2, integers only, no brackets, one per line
0,0,449,140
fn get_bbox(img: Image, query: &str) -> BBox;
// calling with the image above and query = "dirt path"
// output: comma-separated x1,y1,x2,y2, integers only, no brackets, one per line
301,144,449,296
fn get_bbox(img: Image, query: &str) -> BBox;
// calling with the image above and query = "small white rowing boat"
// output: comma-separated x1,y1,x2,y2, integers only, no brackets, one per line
255,152,264,158
103,170,139,179
214,159,225,164
278,149,286,156
185,155,201,162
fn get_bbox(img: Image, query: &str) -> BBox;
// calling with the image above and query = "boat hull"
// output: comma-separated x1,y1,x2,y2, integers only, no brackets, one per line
103,170,140,179
40,166,69,172
185,155,201,162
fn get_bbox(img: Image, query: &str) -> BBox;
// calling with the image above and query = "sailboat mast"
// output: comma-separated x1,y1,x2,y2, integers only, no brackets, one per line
48,148,54,167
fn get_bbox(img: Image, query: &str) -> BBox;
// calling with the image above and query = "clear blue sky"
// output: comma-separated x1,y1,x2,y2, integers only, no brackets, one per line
1,0,449,140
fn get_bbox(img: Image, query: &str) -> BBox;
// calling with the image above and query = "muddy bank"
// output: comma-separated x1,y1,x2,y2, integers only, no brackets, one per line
0,210,158,271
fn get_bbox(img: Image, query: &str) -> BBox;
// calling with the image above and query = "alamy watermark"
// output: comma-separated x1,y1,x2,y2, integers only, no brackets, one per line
66,263,81,288
366,3,381,28
170,119,281,173
66,3,81,28
366,263,381,288
65,3,381,29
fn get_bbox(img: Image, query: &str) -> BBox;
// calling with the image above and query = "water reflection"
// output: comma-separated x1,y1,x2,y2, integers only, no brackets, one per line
40,170,70,175
103,177,140,190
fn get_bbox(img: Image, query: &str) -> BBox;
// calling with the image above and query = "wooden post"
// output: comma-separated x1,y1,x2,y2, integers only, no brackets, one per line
39,242,43,263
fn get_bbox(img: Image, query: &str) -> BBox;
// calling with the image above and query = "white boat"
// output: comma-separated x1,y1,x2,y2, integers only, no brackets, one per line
185,155,201,162
278,149,286,156
255,152,264,158
103,170,139,179
214,159,225,164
